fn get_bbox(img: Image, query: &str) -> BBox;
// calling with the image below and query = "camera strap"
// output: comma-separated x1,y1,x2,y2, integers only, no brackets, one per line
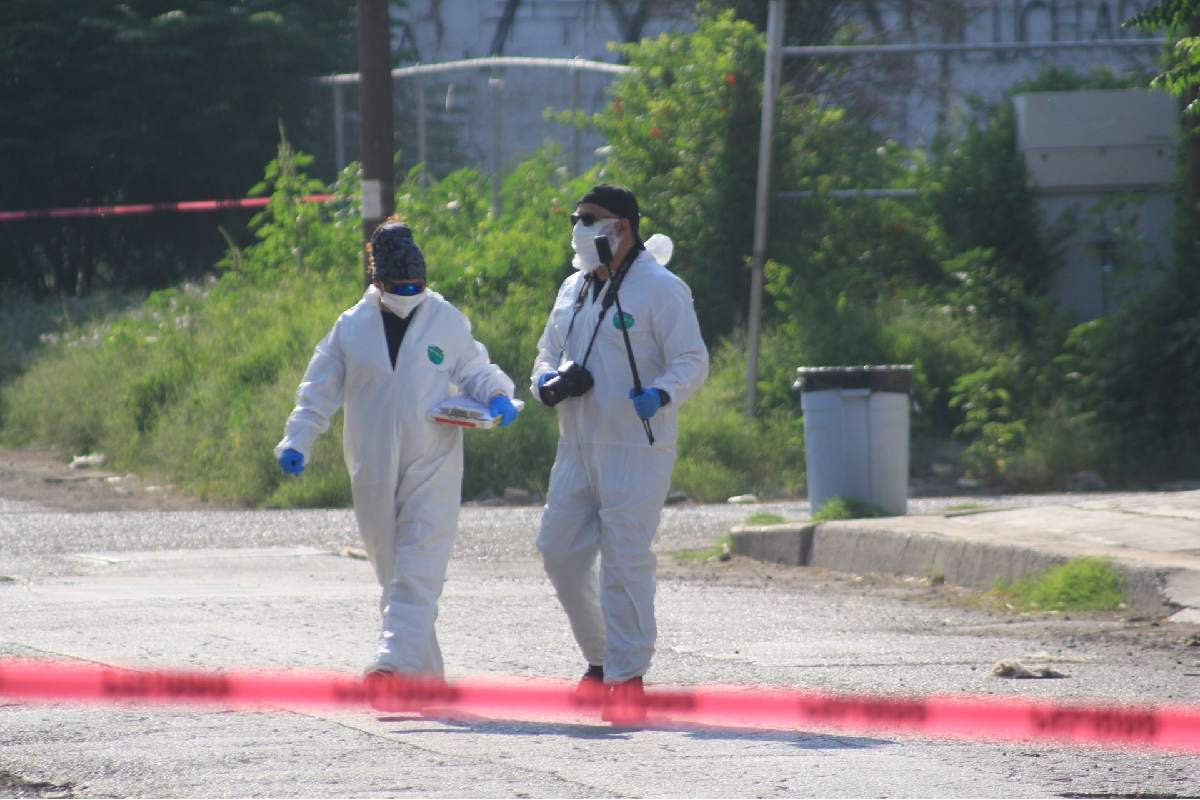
579,247,639,369
555,274,595,366
609,260,655,445
557,248,639,370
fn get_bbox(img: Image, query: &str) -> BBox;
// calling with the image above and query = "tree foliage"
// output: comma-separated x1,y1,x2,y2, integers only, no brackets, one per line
1128,0,1200,114
596,13,765,337
0,1,356,297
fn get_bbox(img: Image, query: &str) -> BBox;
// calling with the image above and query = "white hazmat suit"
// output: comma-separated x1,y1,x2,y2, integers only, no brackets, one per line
276,286,514,675
531,240,708,682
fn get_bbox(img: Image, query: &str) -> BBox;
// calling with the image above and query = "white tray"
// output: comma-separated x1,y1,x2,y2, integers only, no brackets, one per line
429,395,525,429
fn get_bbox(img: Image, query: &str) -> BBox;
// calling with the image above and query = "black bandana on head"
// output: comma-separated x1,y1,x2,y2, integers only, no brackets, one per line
578,183,643,242
369,221,426,282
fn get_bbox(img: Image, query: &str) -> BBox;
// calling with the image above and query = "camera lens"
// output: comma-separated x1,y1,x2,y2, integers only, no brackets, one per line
541,374,566,407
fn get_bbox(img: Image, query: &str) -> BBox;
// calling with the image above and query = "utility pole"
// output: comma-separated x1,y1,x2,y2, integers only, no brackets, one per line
1189,18,1200,246
357,0,395,286
745,0,785,417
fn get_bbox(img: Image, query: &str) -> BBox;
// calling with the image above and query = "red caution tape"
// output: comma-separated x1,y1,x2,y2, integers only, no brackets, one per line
2,659,1199,751
0,195,333,222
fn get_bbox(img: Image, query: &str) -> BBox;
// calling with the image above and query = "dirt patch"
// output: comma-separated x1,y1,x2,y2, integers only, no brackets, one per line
0,770,75,799
0,447,226,513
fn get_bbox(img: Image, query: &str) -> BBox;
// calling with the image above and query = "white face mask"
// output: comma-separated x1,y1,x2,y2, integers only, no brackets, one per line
571,219,617,273
379,290,427,318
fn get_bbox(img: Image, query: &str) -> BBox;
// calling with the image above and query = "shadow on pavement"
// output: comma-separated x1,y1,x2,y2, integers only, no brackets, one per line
376,710,893,748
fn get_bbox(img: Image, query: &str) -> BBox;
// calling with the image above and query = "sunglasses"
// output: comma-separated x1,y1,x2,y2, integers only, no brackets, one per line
570,212,616,227
383,282,425,296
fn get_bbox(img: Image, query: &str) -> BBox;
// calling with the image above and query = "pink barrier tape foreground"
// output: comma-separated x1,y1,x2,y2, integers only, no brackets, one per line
3,659,1198,751
0,195,334,221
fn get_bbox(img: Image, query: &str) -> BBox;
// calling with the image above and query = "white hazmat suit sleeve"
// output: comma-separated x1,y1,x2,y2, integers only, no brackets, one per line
450,311,515,403
274,321,347,463
650,277,709,407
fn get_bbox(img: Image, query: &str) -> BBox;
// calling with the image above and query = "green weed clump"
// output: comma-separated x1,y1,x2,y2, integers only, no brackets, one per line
944,502,988,512
671,534,732,563
744,512,787,525
812,496,889,522
992,557,1128,612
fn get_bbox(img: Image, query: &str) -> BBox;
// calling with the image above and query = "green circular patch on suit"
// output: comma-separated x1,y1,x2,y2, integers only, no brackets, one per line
613,312,636,331
427,345,445,365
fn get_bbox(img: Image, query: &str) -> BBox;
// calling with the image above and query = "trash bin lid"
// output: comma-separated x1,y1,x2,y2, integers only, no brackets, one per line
793,365,913,393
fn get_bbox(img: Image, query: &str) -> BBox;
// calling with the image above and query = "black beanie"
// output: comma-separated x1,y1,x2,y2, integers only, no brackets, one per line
579,184,642,241
368,220,426,282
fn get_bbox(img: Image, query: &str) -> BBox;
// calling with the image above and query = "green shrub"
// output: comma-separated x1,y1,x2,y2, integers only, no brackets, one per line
1054,258,1200,483
673,339,805,502
0,134,365,504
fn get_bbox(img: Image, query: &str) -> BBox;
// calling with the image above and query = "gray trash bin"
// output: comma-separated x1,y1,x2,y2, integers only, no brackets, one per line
793,365,913,516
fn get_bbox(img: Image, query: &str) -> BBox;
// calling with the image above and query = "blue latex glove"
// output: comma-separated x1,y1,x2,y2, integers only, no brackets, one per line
489,394,519,427
278,447,305,476
629,387,663,420
536,371,558,405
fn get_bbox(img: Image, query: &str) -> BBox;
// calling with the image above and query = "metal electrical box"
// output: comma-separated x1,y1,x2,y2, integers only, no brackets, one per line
1012,89,1177,320
1013,89,1176,192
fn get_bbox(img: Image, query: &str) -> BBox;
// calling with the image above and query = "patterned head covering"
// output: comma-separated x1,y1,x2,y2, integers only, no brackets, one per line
368,219,426,282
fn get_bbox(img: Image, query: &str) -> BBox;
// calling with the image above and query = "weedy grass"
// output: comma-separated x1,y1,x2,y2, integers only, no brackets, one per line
671,534,733,563
744,512,787,525
811,496,889,522
944,502,989,513
990,557,1128,612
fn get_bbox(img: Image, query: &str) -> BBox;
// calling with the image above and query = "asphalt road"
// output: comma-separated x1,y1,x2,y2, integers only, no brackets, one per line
2,502,1199,798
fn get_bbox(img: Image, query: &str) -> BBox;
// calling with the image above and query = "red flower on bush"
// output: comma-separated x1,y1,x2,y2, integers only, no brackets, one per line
650,125,664,139
725,73,737,85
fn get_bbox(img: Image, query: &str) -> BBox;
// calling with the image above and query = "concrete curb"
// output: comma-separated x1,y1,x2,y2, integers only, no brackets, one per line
729,522,1174,616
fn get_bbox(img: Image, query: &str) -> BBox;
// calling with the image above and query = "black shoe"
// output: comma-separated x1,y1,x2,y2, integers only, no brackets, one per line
601,676,647,725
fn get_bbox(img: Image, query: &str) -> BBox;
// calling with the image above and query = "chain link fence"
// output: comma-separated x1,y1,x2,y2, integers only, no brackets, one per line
313,57,632,197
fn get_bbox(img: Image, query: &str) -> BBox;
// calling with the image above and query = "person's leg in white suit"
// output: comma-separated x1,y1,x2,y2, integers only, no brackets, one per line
537,443,606,669
595,445,673,682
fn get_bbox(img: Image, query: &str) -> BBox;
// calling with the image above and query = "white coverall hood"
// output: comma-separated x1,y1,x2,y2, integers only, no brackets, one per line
276,286,514,675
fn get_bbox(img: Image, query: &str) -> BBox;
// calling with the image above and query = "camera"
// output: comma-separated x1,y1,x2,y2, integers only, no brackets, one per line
539,361,594,407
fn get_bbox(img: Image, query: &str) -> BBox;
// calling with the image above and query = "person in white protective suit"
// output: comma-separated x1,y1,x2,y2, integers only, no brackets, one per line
275,218,519,688
530,184,708,723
